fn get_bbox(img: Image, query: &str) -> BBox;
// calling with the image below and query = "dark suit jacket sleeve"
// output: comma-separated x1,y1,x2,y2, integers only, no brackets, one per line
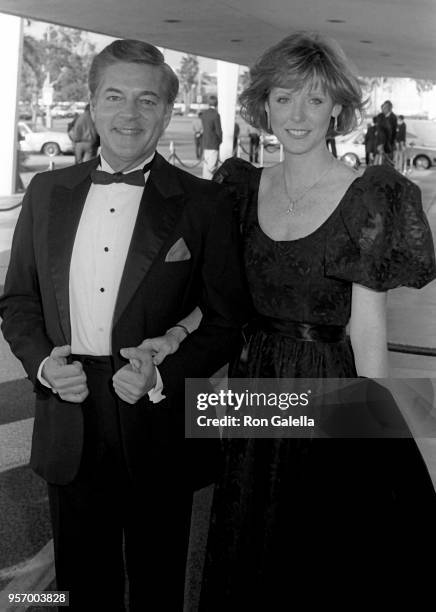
157,189,248,397
0,176,54,385
215,113,223,146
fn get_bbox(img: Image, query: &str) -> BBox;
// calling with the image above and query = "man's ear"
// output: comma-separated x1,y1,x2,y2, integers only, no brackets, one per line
163,104,173,130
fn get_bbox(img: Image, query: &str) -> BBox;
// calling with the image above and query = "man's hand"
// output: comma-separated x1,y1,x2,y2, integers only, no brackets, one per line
113,347,157,404
42,345,89,403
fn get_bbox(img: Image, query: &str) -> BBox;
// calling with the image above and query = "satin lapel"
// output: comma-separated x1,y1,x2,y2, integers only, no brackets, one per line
48,176,92,344
113,177,185,327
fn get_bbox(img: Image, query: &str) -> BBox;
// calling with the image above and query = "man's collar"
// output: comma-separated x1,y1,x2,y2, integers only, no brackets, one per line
100,153,156,173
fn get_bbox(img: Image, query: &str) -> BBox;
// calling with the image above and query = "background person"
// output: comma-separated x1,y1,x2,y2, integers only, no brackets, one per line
394,114,407,172
192,111,203,160
69,103,99,163
373,113,390,165
377,99,397,160
201,94,222,178
247,126,260,163
364,116,377,165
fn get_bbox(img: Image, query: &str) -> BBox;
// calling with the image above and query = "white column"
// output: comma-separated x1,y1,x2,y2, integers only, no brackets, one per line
217,60,239,163
0,14,23,196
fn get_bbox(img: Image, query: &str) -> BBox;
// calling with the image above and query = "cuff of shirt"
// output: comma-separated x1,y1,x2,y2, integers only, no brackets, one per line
147,366,166,403
37,356,58,393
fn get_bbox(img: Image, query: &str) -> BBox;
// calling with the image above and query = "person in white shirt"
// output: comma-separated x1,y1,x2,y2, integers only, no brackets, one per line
0,39,247,610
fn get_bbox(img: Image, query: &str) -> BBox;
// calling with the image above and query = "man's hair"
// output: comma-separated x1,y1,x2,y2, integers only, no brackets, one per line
89,39,179,105
208,94,218,107
239,31,365,136
398,114,404,120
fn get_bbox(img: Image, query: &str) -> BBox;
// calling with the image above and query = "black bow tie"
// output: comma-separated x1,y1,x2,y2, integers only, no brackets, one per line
90,159,154,186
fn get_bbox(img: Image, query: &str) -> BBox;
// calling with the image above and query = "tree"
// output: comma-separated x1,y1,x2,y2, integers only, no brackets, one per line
177,54,199,112
20,21,98,114
413,79,435,94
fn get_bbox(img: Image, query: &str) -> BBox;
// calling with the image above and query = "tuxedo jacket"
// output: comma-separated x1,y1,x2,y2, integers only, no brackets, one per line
0,153,247,486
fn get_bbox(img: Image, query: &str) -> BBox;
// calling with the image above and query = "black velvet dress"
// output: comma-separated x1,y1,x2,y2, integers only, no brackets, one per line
199,159,436,609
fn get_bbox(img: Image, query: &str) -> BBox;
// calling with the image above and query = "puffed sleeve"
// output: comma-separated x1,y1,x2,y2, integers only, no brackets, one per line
213,157,256,226
325,166,436,290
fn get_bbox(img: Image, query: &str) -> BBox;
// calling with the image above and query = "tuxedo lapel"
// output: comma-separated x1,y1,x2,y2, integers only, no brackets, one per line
113,160,185,326
48,163,96,344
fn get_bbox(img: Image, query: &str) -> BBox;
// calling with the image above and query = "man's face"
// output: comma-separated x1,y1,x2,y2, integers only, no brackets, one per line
382,102,392,116
91,62,172,172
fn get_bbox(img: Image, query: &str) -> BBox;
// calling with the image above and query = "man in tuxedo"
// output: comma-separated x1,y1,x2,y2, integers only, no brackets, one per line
0,39,246,610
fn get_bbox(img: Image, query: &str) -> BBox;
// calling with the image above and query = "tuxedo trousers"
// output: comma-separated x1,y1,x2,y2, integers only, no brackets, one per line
47,356,193,611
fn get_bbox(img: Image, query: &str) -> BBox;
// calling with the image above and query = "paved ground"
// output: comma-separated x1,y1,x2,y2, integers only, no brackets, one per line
0,136,435,610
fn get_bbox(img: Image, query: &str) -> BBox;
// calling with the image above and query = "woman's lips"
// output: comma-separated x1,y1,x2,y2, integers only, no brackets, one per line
286,128,311,138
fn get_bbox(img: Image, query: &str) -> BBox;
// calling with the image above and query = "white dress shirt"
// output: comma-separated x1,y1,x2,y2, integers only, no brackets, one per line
38,154,164,401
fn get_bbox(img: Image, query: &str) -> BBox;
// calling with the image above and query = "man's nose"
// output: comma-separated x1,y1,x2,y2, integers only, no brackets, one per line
121,98,140,117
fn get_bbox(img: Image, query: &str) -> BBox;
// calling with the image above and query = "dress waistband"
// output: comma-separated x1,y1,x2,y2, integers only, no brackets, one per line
254,316,346,343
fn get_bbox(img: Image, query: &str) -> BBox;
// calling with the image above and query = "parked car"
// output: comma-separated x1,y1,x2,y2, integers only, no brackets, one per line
335,123,436,169
51,104,76,118
17,121,74,156
335,129,366,167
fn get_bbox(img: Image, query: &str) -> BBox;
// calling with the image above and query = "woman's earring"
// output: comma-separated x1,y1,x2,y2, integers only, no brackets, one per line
266,110,271,132
333,114,338,132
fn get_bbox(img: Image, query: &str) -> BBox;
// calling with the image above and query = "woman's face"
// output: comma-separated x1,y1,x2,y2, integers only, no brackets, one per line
266,82,341,156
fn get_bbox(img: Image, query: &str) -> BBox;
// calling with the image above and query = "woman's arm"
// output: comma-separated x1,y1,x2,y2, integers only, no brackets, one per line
138,306,203,365
349,283,389,377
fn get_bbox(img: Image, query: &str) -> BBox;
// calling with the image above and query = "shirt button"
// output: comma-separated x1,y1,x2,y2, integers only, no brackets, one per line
100,287,105,292
104,247,109,252
110,208,115,213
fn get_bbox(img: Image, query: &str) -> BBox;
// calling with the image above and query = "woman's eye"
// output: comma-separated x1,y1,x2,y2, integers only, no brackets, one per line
276,97,290,104
309,97,324,105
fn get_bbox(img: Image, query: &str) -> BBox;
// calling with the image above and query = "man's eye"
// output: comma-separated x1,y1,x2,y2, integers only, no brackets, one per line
139,98,157,106
107,95,121,102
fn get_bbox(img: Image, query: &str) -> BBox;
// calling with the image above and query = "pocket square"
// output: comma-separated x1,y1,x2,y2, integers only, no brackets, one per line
165,237,191,262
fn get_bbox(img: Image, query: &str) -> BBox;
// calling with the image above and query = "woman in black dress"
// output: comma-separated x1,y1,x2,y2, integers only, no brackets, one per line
144,32,436,608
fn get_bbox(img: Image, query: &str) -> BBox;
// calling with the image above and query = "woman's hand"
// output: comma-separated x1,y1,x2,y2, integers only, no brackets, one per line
137,327,186,366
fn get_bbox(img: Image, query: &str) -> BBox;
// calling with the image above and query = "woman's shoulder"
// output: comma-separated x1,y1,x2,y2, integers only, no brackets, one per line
348,163,419,198
213,158,261,221
213,157,259,187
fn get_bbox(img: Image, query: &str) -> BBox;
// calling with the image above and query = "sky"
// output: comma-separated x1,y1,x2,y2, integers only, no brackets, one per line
25,18,218,74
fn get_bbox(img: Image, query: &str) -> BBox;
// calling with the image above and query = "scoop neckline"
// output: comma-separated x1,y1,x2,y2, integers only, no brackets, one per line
254,165,366,244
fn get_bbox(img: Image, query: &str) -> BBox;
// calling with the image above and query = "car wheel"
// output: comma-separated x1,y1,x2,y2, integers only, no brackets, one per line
341,153,360,169
41,142,60,157
413,154,431,170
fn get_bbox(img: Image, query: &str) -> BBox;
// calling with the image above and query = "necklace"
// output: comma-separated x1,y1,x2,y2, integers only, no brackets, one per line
283,163,335,215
